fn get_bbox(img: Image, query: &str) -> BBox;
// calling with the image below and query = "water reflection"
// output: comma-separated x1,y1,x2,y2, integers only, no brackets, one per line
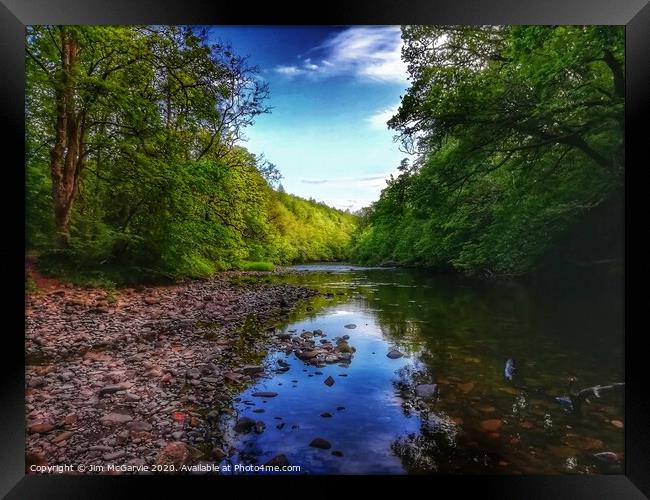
221,265,624,474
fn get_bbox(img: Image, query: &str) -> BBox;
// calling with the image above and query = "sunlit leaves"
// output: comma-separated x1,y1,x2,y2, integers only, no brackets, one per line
354,25,623,275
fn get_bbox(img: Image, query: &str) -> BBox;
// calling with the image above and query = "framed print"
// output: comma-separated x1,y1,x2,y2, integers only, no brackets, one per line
2,0,648,497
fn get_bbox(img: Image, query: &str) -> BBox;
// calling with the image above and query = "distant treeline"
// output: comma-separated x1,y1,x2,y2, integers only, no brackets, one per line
26,26,356,285
352,26,624,276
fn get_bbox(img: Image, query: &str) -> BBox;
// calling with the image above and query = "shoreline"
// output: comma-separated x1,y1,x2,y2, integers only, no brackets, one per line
25,270,321,474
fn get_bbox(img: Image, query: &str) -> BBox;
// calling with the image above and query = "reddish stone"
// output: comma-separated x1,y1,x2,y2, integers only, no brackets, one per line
480,419,503,432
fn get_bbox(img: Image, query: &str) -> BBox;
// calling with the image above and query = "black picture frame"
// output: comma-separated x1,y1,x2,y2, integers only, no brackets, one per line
3,0,647,497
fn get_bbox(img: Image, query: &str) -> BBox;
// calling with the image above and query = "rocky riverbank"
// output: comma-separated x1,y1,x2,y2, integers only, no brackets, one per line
25,271,323,474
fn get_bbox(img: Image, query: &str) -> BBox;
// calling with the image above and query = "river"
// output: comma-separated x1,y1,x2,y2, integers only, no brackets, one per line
218,264,624,474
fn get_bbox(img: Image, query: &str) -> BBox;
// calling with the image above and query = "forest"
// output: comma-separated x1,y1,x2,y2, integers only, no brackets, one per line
25,26,357,285
24,24,627,478
26,25,624,284
352,26,624,276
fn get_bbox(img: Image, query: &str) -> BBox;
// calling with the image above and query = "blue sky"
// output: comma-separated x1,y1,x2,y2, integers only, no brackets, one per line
205,26,411,212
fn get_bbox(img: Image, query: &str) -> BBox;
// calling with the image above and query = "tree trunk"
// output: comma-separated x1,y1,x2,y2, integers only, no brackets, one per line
50,29,83,248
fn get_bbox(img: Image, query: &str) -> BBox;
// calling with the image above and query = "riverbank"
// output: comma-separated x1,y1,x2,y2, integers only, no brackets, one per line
25,270,321,473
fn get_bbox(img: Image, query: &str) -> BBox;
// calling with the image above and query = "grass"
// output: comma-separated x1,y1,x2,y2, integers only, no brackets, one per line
25,275,39,294
31,250,276,290
37,250,174,289
238,261,275,272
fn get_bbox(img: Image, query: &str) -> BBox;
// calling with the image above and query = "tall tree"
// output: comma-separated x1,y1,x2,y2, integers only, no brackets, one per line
353,25,624,275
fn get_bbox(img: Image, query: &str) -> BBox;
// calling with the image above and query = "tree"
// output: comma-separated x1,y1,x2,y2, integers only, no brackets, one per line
26,26,270,248
26,25,358,282
353,25,624,275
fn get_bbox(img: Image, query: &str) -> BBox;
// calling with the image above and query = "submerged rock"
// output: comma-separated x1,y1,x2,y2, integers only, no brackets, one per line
480,419,503,432
265,454,290,467
593,451,620,463
457,382,474,394
610,420,624,429
560,434,603,450
234,417,256,433
415,384,439,398
251,391,278,398
309,438,332,449
386,349,404,359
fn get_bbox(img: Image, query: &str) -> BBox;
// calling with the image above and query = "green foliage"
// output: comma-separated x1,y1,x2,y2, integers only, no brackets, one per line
353,25,624,276
26,26,358,285
238,261,276,272
264,192,358,265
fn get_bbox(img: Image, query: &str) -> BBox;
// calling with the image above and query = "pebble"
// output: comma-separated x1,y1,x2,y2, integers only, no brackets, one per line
28,423,54,434
101,413,133,425
103,451,126,461
51,431,74,443
23,275,335,472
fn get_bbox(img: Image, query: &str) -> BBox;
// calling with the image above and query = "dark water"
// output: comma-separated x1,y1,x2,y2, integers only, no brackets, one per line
221,264,624,474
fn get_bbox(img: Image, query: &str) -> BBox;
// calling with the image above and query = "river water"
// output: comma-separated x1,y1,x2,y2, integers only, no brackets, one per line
220,264,624,474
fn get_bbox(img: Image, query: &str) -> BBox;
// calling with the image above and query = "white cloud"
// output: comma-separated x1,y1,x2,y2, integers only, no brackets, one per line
300,172,394,188
274,65,307,78
367,105,399,130
273,26,407,83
